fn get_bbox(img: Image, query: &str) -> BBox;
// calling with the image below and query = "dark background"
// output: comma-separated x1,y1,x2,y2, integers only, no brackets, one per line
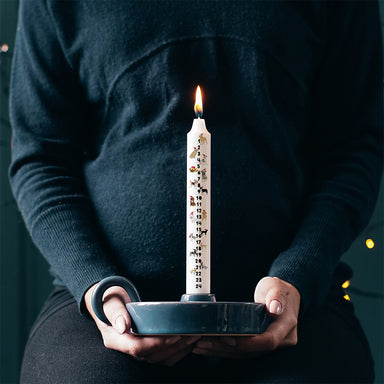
0,1,383,383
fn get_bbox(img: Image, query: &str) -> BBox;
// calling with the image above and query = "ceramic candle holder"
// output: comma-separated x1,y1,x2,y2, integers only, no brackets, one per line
91,276,272,335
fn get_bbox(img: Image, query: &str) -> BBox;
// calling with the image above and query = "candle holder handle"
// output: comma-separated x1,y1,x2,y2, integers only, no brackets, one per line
91,276,141,325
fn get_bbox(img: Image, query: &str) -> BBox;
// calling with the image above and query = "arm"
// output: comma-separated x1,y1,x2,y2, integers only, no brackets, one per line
194,0,383,357
9,0,117,311
268,0,383,311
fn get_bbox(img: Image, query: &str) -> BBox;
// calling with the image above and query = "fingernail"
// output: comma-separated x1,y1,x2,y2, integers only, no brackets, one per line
185,336,201,345
115,316,126,334
165,336,182,345
269,300,282,315
221,337,237,346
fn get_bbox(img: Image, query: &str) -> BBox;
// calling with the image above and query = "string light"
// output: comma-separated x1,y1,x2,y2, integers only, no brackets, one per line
1,44,9,53
365,238,375,249
342,280,351,301
342,280,350,289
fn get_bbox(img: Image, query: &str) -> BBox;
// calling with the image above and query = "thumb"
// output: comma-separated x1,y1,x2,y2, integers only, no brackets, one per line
102,286,132,334
254,277,288,316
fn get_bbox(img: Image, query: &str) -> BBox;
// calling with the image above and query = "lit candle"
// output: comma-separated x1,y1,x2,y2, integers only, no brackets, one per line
186,86,211,295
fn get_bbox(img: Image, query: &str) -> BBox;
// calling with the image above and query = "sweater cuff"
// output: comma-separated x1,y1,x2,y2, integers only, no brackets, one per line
77,272,119,317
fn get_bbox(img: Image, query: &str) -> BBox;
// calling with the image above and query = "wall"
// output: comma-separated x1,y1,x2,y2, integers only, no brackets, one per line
0,1,53,383
0,1,383,383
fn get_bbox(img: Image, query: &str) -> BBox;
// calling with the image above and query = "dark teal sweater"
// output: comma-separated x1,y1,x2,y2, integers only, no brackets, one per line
9,0,383,312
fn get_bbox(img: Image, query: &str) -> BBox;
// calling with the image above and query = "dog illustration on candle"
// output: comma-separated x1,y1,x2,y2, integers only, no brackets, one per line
201,243,207,249
189,249,198,257
189,212,197,223
190,179,198,187
202,154,208,164
201,262,208,270
190,196,196,206
189,147,198,158
189,233,197,240
201,186,208,194
199,134,208,144
202,210,207,220
201,169,207,180
201,229,208,236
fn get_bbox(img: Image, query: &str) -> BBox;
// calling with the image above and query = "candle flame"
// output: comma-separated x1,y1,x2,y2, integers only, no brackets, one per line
194,85,203,118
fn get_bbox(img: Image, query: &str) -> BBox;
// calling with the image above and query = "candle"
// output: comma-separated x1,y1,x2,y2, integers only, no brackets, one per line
186,86,211,295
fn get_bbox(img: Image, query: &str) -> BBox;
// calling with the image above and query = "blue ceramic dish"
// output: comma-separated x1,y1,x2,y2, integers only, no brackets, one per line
92,276,272,335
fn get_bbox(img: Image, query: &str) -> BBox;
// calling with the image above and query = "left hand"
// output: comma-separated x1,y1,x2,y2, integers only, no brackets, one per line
192,277,301,358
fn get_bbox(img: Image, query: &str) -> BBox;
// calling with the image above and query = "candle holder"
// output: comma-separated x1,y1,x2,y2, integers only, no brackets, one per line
91,276,272,335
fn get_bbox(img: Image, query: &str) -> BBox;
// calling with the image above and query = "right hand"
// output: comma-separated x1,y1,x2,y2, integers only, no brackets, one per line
84,283,200,366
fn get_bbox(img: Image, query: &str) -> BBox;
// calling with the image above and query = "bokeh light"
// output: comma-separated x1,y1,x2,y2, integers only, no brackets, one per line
365,238,375,249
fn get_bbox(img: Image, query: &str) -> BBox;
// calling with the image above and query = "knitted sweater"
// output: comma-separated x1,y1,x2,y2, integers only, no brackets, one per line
9,0,383,312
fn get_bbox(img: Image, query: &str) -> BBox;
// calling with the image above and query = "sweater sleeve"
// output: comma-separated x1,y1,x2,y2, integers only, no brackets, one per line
9,0,118,312
268,1,383,311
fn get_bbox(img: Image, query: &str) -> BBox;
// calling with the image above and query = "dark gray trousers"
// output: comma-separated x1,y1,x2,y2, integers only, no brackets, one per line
20,287,374,383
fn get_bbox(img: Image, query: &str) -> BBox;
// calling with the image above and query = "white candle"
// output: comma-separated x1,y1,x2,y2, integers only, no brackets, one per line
186,86,211,294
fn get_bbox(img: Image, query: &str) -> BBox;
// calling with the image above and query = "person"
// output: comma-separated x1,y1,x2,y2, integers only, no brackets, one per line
9,0,382,383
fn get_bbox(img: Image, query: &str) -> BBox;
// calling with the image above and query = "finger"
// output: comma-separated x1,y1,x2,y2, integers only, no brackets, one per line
192,338,253,359
146,336,201,365
103,292,131,334
102,330,178,359
125,334,201,359
236,315,297,352
194,338,237,354
193,347,242,359
162,346,194,366
254,277,288,316
123,335,175,358
165,335,182,345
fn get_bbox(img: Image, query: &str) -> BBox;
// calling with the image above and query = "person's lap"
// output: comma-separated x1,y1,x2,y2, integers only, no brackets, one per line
20,287,374,383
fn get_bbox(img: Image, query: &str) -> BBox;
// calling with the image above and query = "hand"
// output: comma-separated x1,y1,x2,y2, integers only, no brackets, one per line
192,277,301,358
84,284,201,366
